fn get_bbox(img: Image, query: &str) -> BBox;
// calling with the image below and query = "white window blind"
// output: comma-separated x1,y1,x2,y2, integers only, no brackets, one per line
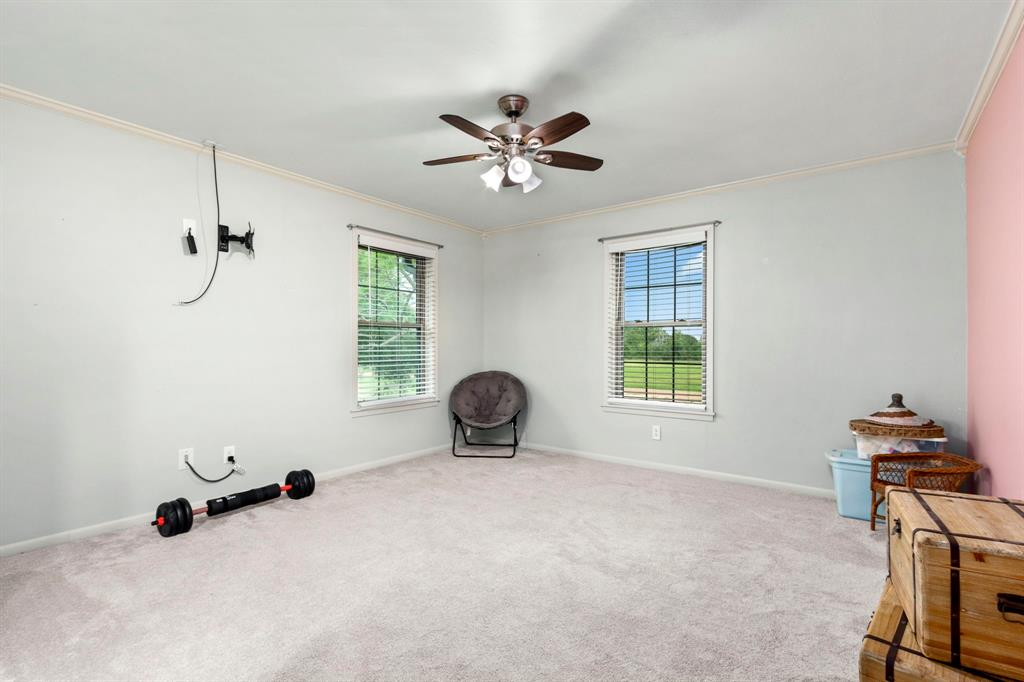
356,231,437,406
604,223,714,416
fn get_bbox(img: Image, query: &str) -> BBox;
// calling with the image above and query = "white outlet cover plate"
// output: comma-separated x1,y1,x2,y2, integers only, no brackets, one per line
182,218,197,235
652,425,661,440
223,445,235,463
178,447,194,470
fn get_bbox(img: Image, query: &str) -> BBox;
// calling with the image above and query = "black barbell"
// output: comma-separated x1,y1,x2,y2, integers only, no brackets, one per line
153,469,315,537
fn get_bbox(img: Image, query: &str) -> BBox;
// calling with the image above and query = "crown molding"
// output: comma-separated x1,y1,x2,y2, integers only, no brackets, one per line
955,0,1024,153
0,83,964,238
0,84,482,236
482,141,956,235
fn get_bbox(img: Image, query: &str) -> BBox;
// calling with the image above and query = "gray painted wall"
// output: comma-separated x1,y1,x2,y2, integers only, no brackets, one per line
0,98,969,547
0,100,483,546
481,152,967,491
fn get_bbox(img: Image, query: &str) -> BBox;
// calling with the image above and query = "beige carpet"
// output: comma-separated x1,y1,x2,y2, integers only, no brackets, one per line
0,449,886,681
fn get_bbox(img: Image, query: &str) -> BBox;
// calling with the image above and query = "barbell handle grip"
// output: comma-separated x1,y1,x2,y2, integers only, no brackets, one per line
206,483,282,516
195,486,287,516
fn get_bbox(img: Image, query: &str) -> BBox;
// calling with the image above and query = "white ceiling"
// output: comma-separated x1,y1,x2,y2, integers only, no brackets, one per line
0,1,1010,231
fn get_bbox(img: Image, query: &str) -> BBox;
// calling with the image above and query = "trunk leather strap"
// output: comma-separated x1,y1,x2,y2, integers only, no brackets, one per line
885,611,909,681
1000,497,1024,520
863,632,1006,681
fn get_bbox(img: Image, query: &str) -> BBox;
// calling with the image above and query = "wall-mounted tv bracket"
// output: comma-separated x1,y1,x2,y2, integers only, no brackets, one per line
219,221,255,257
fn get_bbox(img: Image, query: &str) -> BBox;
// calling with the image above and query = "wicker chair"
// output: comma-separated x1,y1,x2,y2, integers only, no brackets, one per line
869,452,981,530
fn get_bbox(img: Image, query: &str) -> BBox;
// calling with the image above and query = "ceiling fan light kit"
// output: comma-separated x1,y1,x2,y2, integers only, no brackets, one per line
507,157,533,183
425,94,604,194
481,164,506,192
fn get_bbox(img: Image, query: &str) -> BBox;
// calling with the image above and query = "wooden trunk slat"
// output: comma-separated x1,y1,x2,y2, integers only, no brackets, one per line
886,488,1024,680
860,580,1008,681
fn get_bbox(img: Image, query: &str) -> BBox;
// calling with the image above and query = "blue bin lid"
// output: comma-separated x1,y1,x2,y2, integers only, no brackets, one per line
826,449,871,470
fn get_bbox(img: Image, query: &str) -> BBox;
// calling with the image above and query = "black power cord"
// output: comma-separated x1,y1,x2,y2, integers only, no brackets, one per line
185,456,238,483
179,144,222,305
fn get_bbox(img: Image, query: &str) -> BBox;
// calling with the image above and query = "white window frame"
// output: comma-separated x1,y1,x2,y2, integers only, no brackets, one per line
601,222,715,421
349,228,440,417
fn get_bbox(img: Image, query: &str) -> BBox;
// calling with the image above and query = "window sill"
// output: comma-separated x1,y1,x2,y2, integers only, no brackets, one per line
351,398,440,418
601,402,715,421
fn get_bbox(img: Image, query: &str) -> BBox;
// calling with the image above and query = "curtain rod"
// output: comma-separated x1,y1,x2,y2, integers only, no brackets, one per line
597,220,721,243
347,224,445,249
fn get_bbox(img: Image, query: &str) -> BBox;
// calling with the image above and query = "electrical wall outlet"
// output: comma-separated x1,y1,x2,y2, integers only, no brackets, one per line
223,445,235,464
178,447,194,470
651,425,661,441
182,218,197,236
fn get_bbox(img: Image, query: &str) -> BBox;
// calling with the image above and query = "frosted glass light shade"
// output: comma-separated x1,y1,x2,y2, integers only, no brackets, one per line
507,157,533,183
522,173,542,193
480,164,505,191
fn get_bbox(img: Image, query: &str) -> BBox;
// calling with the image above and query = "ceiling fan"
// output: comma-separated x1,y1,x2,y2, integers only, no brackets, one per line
423,94,604,193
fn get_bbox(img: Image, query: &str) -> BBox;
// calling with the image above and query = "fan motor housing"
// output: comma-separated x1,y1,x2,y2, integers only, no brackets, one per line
490,121,534,143
497,94,529,119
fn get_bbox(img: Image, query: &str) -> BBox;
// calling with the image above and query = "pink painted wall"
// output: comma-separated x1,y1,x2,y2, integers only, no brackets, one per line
966,32,1024,499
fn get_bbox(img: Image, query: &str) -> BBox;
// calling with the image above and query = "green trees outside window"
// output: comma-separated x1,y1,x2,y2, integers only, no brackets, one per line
357,246,432,402
616,243,706,403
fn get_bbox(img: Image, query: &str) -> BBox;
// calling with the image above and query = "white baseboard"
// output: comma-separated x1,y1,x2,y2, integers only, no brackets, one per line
313,444,447,482
0,511,158,560
0,445,446,558
1,443,831,557
524,442,836,499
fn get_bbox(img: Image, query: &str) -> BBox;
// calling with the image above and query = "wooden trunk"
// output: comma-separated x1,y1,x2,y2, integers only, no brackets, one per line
886,487,1024,680
860,580,1007,681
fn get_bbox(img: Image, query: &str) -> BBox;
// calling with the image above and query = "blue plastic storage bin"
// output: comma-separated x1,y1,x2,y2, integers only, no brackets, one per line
826,449,883,521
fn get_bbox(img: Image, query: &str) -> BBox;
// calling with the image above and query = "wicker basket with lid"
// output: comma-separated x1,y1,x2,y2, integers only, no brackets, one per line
849,393,945,440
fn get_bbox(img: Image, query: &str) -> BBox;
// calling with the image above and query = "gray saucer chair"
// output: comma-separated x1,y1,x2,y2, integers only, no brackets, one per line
449,371,526,458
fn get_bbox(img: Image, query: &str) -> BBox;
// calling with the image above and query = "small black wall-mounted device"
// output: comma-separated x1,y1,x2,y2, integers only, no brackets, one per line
184,229,198,255
218,222,255,256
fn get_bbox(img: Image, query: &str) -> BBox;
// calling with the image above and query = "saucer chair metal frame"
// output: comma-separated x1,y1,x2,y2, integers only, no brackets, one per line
450,371,526,458
452,411,521,458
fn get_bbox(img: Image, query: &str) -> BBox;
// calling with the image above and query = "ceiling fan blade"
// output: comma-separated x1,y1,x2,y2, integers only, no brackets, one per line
502,171,517,187
535,150,604,171
439,114,498,143
525,112,590,147
422,153,490,166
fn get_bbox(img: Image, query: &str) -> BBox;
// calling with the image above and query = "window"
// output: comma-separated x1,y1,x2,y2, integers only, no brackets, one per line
354,230,437,409
604,223,714,419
